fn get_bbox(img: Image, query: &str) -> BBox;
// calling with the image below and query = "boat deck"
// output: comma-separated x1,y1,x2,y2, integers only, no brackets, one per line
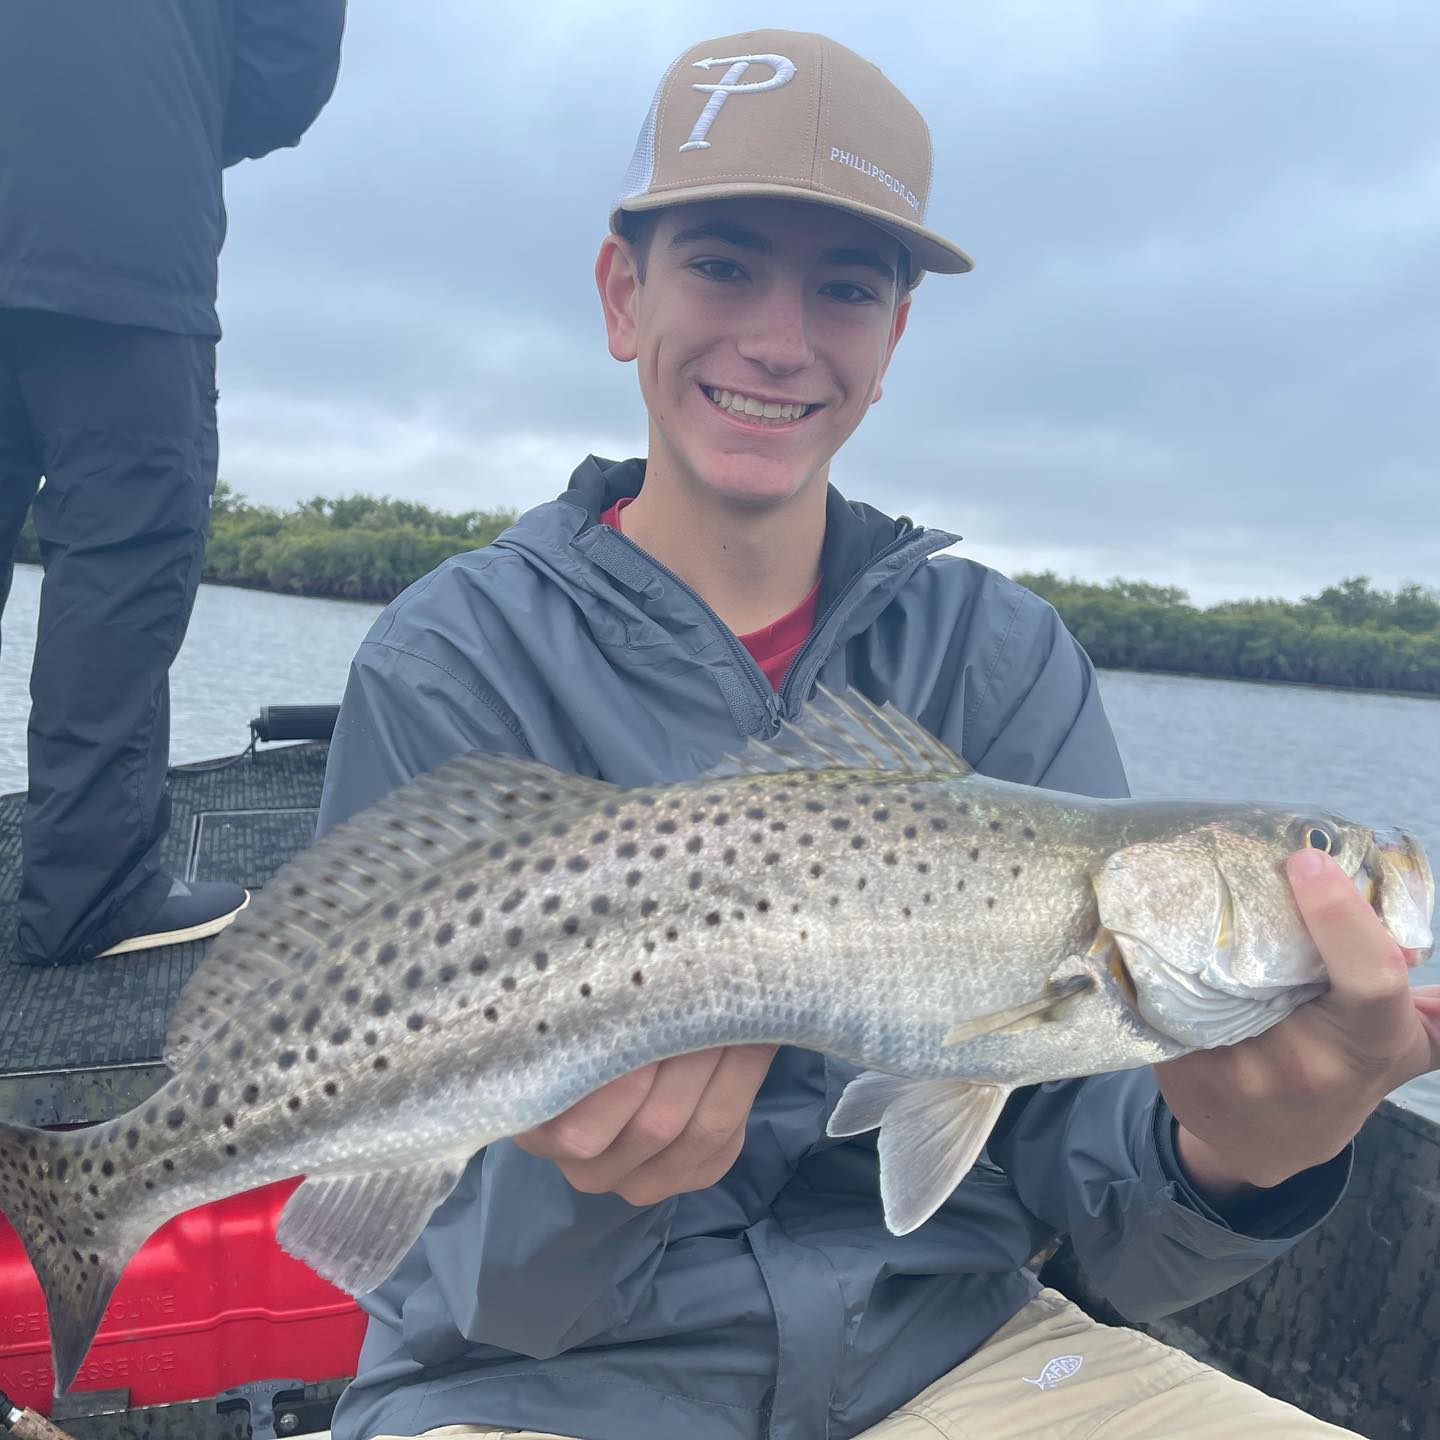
0,741,329,1125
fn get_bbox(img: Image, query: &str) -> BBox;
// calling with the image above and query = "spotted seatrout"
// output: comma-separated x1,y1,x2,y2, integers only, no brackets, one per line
0,690,1432,1393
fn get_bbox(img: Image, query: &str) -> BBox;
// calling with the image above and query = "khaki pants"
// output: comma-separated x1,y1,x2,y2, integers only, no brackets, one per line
350,1289,1359,1439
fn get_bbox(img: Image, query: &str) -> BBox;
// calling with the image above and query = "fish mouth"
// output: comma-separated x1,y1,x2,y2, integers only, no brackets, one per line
1360,830,1434,962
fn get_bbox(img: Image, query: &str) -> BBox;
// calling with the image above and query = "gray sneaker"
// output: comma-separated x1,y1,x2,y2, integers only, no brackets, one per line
96,877,250,958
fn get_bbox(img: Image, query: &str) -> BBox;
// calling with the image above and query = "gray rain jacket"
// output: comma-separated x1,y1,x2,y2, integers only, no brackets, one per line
319,456,1348,1440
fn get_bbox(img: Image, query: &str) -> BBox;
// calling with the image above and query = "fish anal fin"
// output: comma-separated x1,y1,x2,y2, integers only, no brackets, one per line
942,972,1096,1047
703,685,970,780
828,1071,1011,1235
276,1157,471,1295
164,752,619,1068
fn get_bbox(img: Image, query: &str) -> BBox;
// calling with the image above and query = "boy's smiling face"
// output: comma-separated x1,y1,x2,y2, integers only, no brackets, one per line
597,196,912,511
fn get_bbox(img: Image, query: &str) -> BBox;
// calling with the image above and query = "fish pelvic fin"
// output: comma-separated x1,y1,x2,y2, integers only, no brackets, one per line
0,1119,146,1394
826,1072,1012,1236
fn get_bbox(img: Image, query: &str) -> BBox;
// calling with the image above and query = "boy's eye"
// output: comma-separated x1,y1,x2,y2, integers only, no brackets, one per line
692,258,744,281
824,282,877,304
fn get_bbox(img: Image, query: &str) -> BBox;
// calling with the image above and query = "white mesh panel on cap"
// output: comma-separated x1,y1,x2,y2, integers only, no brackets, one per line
616,55,682,207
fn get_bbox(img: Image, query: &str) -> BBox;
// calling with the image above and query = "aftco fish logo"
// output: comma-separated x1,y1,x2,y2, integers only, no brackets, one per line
680,53,797,152
1022,1354,1083,1390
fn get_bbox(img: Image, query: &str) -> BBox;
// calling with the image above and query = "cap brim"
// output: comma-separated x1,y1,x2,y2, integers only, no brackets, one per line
612,182,974,280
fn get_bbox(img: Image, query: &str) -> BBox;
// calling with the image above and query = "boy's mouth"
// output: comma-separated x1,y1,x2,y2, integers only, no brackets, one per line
701,384,820,426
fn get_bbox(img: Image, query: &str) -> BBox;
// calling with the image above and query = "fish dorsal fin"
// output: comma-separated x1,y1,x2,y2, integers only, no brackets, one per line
703,686,969,780
276,1156,471,1295
163,751,618,1069
827,1071,1011,1235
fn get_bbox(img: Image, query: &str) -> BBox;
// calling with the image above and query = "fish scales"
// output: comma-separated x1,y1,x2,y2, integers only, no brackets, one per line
0,686,1430,1393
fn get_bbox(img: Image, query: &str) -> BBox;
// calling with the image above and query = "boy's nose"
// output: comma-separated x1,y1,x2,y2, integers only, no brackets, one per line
736,286,815,375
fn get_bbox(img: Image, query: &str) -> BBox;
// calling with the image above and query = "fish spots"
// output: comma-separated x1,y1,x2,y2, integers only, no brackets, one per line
619,816,637,831
407,1014,426,1031
506,927,524,948
830,817,850,831
799,832,815,848
850,836,866,850
1011,864,1022,879
287,1096,303,1111
632,969,645,985
165,1108,185,1129
469,954,490,975
323,1082,338,1098
439,963,458,983
618,841,638,860
435,923,454,947
756,899,771,913
290,982,308,1003
381,901,400,922
124,1129,139,1150
224,1143,239,1157
501,975,517,992
373,1057,389,1072
686,835,704,855
805,800,825,814
657,819,677,835
228,1039,246,1062
809,863,824,879
456,881,479,902
533,951,549,970
764,852,781,866
376,943,398,966
591,896,610,915
536,1020,550,1034
722,847,737,864
883,850,898,866
986,897,996,909
579,983,592,998
626,869,643,888
956,878,966,891
640,899,658,917
536,856,556,875
566,856,590,874
651,844,668,861
371,994,393,1017
969,847,981,862
242,1084,260,1104
561,916,581,937
856,877,868,892
590,829,611,846
223,1113,236,1129
404,964,425,990
704,912,721,927
278,1051,299,1070
688,871,704,892
484,1006,499,1022
746,807,766,821
989,820,1002,832
904,825,918,840
268,1015,289,1036
201,1084,220,1109
500,889,526,913
343,985,361,1005
665,927,679,942
930,818,949,832
873,807,890,822
302,1006,322,1034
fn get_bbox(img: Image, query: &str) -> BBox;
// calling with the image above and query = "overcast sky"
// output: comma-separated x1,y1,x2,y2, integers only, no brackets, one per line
216,0,1439,606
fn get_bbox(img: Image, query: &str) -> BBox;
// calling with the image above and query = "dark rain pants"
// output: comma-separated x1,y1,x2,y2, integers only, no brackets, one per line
0,308,217,963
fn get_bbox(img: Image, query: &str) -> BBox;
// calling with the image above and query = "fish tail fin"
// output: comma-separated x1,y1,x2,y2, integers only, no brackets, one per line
0,1118,141,1394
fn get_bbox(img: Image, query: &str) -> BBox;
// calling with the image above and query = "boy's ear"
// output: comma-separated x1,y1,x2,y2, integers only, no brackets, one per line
872,291,913,405
596,235,641,362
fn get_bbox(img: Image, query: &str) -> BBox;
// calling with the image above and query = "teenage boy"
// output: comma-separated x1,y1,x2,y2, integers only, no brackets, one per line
317,30,1436,1440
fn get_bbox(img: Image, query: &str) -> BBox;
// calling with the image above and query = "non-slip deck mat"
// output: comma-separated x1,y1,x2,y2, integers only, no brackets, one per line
0,742,329,1075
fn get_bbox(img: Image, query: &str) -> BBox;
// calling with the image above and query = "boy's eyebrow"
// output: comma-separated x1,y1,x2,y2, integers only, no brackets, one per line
669,221,898,286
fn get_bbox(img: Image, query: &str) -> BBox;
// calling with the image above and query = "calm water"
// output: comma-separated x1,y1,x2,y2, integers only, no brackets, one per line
3,561,1438,1117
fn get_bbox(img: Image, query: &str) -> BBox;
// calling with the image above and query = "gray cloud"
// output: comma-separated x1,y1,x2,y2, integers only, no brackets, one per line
214,0,1440,604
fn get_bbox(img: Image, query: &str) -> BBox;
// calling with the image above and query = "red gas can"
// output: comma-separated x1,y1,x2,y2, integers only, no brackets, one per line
0,1177,365,1414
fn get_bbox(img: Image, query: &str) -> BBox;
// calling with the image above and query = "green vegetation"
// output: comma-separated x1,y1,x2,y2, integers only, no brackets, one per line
12,483,517,602
1018,573,1440,695
14,491,1437,693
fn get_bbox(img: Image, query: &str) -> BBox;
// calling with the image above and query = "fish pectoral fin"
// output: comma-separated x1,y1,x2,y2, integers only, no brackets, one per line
276,1156,472,1296
941,973,1096,1047
827,1071,1011,1236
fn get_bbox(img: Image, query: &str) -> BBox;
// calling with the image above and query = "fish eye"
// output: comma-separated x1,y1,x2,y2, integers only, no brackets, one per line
1300,823,1336,854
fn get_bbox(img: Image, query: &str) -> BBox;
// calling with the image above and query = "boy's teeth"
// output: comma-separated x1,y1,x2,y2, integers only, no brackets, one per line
705,386,809,423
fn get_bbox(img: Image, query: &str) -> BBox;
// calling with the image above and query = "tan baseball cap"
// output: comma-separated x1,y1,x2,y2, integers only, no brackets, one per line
612,30,973,285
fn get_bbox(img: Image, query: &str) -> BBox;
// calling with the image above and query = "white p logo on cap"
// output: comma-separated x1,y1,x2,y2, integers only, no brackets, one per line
679,53,797,152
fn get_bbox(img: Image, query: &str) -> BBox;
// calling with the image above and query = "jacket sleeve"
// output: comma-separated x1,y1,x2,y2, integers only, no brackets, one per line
318,620,683,1358
950,583,1351,1320
222,0,346,167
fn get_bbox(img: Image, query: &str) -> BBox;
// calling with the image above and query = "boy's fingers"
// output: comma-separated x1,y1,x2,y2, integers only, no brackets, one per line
1287,850,1411,1022
515,1062,660,1161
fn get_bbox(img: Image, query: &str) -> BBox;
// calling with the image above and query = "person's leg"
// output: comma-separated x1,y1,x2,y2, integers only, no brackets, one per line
860,1288,1361,1439
0,311,43,647
12,309,238,962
